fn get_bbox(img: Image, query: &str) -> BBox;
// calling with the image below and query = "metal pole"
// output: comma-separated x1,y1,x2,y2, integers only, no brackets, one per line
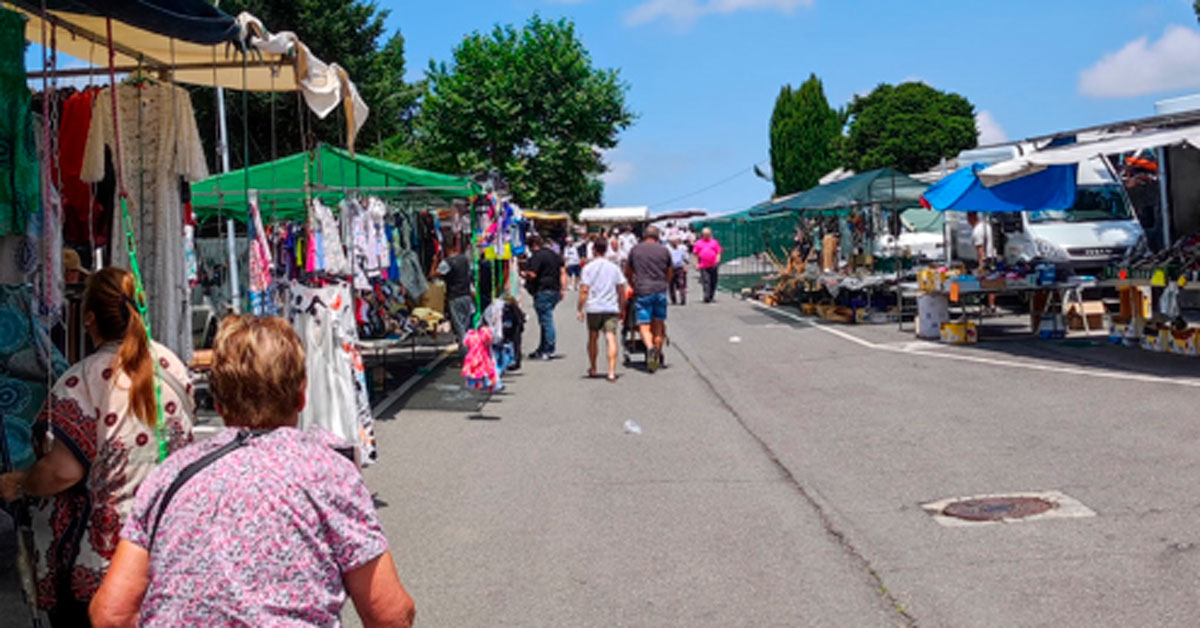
1156,147,1171,250
215,87,241,311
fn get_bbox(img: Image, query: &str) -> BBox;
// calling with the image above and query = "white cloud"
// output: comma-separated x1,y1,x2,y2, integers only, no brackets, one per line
1079,25,1200,98
626,0,814,28
600,150,636,185
975,110,1008,145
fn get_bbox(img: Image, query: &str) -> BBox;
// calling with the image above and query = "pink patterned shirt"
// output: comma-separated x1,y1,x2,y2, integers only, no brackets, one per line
121,427,388,626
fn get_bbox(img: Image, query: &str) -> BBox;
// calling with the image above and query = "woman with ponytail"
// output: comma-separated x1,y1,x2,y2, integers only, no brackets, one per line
0,267,195,627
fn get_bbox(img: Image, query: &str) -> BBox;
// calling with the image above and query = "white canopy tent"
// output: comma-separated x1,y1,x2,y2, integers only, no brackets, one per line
578,206,650,224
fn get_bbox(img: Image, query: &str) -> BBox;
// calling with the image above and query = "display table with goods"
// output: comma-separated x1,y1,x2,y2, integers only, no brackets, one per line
909,261,1123,344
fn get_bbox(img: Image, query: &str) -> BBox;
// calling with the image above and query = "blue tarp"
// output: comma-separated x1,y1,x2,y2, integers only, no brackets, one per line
921,162,1077,213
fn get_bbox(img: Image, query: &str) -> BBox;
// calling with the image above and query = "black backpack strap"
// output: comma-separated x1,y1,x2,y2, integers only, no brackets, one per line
147,430,255,552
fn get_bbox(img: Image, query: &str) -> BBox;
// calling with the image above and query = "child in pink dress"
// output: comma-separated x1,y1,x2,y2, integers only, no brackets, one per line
462,326,500,391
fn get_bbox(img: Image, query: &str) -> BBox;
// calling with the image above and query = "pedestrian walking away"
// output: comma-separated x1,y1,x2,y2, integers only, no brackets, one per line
436,240,476,346
578,238,627,382
563,235,582,291
626,225,673,373
667,235,689,306
89,316,416,628
521,235,567,360
694,227,722,303
0,268,196,627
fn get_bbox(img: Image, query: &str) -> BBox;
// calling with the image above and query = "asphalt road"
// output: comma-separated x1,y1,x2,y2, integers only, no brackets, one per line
7,277,1200,626
351,282,1200,627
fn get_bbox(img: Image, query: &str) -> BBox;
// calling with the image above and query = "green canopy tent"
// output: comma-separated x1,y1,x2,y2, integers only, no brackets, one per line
751,167,928,216
191,144,482,222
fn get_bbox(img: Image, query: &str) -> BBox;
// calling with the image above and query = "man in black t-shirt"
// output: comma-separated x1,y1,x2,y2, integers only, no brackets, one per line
521,235,567,360
436,241,475,345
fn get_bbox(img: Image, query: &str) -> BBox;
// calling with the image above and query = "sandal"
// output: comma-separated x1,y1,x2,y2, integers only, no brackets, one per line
606,373,617,383
588,368,598,379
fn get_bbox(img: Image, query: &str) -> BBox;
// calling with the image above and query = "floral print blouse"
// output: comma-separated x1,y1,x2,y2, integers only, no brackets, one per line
122,426,389,626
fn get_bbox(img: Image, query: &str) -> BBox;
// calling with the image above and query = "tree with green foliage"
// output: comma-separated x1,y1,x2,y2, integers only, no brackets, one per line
416,15,634,213
842,82,977,174
769,74,841,196
191,0,419,169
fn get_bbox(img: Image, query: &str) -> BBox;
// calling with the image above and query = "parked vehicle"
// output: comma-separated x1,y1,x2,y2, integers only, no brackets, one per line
949,145,1146,274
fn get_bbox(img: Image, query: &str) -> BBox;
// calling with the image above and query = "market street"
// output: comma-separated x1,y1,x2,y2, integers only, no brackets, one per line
351,283,1200,627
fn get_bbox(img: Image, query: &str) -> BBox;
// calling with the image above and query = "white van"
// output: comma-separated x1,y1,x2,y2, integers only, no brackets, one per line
949,145,1145,274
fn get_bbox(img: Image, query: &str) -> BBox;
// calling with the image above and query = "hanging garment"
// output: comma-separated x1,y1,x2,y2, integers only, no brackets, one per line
0,9,39,237
289,282,376,465
0,285,69,471
310,199,350,276
342,197,371,290
59,88,115,247
82,82,207,361
247,191,275,316
368,196,390,275
30,186,64,324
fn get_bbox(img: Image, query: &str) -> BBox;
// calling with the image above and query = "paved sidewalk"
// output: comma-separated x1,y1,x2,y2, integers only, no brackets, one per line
349,292,901,627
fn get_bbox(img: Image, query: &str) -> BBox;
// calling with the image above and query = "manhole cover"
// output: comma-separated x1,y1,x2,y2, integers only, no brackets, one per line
942,496,1055,522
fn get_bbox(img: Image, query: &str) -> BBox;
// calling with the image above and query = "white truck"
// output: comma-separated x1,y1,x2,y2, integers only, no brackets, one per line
948,144,1145,274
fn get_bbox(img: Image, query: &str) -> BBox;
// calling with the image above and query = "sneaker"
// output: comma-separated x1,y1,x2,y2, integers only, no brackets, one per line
647,352,660,373
528,351,543,360
540,353,553,361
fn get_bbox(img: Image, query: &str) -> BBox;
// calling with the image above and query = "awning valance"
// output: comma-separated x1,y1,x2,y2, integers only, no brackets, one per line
980,125,1200,186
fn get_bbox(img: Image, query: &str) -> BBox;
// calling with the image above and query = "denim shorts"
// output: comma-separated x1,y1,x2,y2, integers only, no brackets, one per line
634,292,668,324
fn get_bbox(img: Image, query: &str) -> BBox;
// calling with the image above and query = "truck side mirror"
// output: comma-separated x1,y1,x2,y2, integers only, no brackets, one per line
999,213,1023,233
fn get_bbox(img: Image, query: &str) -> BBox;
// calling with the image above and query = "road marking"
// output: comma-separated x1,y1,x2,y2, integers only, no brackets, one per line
751,301,1200,389
370,344,459,417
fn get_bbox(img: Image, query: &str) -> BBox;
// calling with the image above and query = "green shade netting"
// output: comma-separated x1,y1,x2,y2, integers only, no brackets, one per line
191,144,482,222
692,211,799,263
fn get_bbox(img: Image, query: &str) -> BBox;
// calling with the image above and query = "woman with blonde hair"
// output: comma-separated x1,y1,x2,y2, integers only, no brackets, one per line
0,267,195,626
91,315,415,627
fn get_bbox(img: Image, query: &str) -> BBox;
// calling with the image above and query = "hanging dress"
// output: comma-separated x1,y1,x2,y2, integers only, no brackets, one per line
0,9,39,237
81,82,208,361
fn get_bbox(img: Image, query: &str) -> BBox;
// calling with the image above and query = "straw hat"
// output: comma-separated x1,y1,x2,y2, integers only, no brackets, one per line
63,249,90,277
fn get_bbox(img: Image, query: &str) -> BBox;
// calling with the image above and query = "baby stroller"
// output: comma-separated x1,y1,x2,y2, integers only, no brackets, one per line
621,304,645,366
621,303,664,368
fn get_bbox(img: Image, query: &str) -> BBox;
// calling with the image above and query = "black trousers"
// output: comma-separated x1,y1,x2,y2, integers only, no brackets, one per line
700,267,718,302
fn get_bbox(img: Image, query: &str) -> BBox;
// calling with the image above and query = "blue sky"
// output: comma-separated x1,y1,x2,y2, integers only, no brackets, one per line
24,1,1200,217
383,0,1200,216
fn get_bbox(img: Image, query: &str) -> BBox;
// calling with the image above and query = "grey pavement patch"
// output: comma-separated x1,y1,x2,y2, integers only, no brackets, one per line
674,341,917,627
922,490,1097,528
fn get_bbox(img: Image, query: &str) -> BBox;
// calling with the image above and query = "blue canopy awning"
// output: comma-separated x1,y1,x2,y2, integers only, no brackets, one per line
921,162,1076,213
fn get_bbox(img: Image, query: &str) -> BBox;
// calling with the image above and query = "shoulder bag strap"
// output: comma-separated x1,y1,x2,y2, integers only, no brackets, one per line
147,430,255,552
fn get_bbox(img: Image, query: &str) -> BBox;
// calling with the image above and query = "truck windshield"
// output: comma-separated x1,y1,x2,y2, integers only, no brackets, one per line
1027,184,1133,224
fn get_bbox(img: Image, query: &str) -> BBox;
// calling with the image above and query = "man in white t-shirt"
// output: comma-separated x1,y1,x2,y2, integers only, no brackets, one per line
577,237,627,382
967,211,997,312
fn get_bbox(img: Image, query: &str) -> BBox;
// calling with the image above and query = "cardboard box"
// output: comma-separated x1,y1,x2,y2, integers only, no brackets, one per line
1066,301,1107,331
940,321,978,345
419,279,447,314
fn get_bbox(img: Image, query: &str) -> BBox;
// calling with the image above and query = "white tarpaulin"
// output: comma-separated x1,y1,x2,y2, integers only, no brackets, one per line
8,4,369,150
979,125,1200,187
578,206,650,223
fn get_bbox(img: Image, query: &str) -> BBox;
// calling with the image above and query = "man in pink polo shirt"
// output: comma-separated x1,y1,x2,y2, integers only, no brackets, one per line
694,227,722,303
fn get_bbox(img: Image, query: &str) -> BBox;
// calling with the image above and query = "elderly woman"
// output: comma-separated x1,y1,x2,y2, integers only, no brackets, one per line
0,267,195,626
90,315,415,627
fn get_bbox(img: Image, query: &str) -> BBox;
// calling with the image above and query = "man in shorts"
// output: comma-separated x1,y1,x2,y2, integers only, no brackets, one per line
626,225,673,373
577,238,627,382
